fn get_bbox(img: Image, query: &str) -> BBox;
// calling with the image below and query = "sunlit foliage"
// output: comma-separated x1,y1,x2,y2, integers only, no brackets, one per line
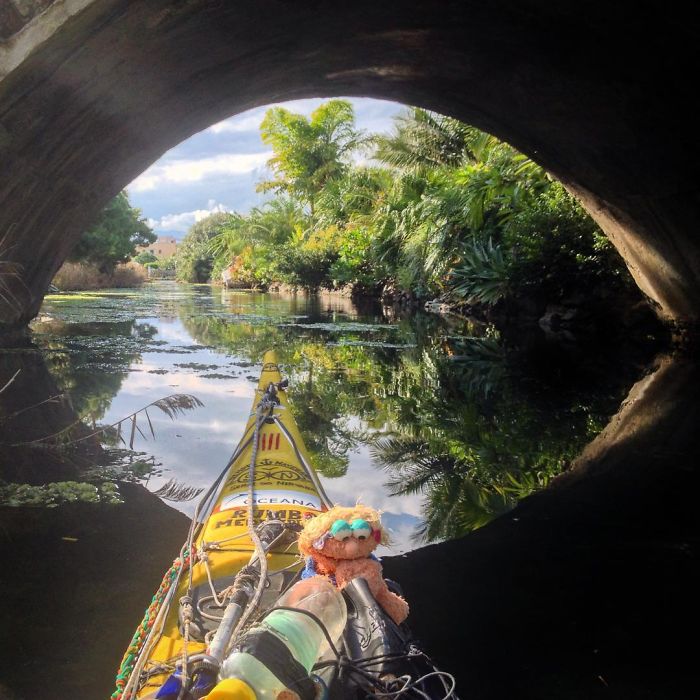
176,212,234,283
207,102,633,311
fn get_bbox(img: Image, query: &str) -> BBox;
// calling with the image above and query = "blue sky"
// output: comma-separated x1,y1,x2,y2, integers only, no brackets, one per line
127,97,405,239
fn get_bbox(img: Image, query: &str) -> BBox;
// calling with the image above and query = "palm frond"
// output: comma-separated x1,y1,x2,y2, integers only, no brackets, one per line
447,238,511,305
371,434,457,496
152,478,204,502
448,337,507,398
11,394,204,448
372,107,484,173
151,394,204,420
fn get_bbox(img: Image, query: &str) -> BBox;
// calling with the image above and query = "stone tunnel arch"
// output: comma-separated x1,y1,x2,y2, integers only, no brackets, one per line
1,0,699,329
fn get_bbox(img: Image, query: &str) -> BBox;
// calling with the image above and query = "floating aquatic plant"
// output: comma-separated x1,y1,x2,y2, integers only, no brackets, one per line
0,480,122,507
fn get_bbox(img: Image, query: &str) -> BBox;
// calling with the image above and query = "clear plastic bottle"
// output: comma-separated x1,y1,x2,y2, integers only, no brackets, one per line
213,579,347,700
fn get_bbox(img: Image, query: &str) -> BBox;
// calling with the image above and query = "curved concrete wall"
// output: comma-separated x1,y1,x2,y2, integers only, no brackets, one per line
1,0,698,328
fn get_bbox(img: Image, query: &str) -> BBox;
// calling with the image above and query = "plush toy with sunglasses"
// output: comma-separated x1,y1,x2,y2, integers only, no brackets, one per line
297,504,409,625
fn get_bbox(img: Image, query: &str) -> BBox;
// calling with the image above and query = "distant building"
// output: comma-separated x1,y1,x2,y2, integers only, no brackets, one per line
138,235,178,259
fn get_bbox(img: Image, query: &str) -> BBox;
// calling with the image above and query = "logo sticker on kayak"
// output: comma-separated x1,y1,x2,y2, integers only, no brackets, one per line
224,458,315,492
217,489,323,512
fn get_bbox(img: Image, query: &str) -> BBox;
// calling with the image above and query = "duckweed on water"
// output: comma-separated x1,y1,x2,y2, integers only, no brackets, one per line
0,480,122,507
174,362,221,370
44,293,103,302
328,340,418,349
278,322,393,332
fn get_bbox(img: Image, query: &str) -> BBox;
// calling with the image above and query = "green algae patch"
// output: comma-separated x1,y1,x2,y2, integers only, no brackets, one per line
44,293,103,302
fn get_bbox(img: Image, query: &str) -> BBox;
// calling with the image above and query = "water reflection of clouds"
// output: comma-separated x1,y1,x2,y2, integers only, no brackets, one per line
110,358,427,549
322,444,423,517
103,326,259,510
140,318,196,345
43,288,427,550
321,443,424,554
377,513,424,556
121,367,251,397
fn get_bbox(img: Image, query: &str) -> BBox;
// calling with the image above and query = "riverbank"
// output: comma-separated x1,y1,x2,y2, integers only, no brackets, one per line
220,275,667,349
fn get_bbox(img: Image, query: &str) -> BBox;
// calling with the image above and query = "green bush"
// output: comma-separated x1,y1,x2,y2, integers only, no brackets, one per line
447,238,510,305
178,251,213,283
134,250,157,265
71,192,155,273
176,212,233,283
504,182,630,300
275,245,339,290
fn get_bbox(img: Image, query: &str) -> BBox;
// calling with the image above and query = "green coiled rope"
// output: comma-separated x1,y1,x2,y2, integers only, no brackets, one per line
111,548,191,700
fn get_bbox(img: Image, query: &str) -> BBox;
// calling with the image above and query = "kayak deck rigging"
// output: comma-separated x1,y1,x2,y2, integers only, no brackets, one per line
114,351,457,700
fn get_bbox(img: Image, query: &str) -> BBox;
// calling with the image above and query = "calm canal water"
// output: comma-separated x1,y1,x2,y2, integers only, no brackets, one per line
0,281,648,698
2,281,643,548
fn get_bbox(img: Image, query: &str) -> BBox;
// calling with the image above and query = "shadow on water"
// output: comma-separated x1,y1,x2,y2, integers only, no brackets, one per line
0,483,189,700
0,283,691,699
0,338,104,482
385,354,700,699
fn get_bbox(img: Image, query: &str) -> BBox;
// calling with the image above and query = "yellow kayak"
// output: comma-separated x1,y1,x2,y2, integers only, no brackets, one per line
114,350,331,700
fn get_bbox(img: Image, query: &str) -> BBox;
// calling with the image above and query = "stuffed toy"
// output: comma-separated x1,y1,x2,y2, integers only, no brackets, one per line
297,504,409,625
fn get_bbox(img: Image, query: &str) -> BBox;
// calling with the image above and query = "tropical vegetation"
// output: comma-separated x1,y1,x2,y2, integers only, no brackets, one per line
175,212,233,283
174,100,636,324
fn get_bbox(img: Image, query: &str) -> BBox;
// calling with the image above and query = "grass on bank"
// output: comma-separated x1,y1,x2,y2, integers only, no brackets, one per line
52,262,146,291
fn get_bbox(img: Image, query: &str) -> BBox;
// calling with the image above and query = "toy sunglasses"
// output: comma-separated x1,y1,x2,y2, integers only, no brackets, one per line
312,518,381,550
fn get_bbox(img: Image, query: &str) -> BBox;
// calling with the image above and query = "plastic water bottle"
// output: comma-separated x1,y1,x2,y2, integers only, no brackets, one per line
209,580,347,700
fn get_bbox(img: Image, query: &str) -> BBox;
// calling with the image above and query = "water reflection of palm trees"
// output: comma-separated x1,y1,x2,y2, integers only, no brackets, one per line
375,338,631,540
373,434,513,540
152,478,204,502
181,304,629,542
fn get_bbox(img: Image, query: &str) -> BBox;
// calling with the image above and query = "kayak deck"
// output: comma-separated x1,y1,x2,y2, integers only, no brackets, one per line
125,351,328,698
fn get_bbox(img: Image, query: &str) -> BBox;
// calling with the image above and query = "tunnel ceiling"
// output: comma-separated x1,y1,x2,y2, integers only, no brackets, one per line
1,0,699,328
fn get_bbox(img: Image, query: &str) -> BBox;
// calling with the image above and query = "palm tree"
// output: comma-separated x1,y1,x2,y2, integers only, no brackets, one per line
210,198,304,259
314,167,391,229
258,100,367,218
372,107,491,173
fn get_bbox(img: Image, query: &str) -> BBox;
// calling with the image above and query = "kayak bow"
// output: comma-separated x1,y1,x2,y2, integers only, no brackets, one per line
115,350,331,699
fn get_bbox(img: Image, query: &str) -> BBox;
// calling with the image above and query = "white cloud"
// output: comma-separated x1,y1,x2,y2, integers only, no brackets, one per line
150,201,231,233
130,152,271,192
320,443,424,519
208,111,265,134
